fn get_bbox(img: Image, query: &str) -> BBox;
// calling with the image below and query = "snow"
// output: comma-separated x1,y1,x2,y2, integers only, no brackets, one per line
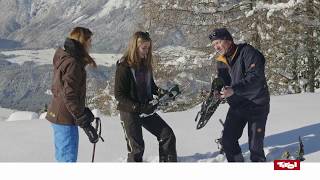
255,0,302,11
87,0,131,21
245,0,304,18
63,3,82,18
245,10,254,17
6,111,39,121
1,49,55,65
0,107,15,121
39,112,47,120
165,56,187,66
98,0,130,17
90,52,122,67
92,108,101,118
72,14,88,24
0,90,319,180
1,49,122,66
157,46,206,57
1,92,320,163
278,25,286,31
155,46,208,67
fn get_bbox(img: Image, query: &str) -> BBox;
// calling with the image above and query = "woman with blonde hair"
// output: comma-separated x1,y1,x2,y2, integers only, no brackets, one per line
115,31,177,162
46,27,98,162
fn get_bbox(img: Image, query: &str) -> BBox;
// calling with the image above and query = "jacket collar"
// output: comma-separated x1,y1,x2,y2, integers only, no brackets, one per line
64,38,86,60
216,45,238,66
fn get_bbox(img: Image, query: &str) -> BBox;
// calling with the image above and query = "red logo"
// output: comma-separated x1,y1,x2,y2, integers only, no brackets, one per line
274,160,300,170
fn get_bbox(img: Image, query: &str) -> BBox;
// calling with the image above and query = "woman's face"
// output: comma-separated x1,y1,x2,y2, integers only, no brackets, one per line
138,41,150,59
85,37,92,51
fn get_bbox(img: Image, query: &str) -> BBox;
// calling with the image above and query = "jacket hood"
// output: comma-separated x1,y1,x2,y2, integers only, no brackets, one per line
64,38,86,60
53,38,87,70
52,48,71,70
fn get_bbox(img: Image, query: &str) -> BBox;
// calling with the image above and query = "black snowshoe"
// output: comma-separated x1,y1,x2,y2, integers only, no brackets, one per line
157,84,181,107
139,84,182,118
195,78,224,129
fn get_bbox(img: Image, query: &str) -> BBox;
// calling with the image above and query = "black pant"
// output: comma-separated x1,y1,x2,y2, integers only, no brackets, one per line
222,103,269,162
120,111,177,162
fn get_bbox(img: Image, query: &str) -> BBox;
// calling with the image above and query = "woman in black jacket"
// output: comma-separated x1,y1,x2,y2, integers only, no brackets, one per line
114,31,177,162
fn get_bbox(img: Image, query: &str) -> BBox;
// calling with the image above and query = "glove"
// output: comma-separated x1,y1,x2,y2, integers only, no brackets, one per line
139,103,158,114
75,107,94,128
211,78,224,91
82,125,99,143
75,107,99,143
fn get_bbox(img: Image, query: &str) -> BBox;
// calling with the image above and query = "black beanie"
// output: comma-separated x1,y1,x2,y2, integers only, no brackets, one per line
208,28,233,42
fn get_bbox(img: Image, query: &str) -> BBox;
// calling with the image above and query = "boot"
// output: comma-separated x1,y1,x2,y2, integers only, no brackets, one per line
159,155,177,162
233,153,244,162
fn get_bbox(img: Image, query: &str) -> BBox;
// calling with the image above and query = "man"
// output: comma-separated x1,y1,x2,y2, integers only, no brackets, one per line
209,28,270,162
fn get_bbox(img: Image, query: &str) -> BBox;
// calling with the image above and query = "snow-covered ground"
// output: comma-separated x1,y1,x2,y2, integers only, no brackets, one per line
0,48,319,177
0,92,319,163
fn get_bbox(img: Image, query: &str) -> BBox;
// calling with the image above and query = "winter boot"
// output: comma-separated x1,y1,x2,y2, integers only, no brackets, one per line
233,153,244,162
159,154,177,162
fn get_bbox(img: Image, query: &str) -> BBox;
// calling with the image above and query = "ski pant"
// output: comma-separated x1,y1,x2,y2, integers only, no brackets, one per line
222,103,269,162
120,111,177,162
51,123,79,162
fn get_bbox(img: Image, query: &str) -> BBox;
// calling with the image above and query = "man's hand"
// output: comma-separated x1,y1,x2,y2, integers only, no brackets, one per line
220,86,234,98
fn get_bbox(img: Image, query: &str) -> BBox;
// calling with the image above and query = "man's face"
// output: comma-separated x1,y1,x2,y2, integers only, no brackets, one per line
211,39,232,55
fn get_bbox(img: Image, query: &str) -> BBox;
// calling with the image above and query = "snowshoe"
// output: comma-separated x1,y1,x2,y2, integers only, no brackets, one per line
139,84,182,118
195,78,224,129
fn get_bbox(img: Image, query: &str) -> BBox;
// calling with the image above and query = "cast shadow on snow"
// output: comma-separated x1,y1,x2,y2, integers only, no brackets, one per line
177,122,320,162
241,122,320,161
178,151,225,162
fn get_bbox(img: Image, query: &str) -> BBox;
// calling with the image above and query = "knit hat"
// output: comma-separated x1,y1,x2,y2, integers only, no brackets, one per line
208,28,233,42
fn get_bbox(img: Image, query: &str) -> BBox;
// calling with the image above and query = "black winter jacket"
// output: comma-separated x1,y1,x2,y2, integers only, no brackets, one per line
217,43,270,107
114,58,159,112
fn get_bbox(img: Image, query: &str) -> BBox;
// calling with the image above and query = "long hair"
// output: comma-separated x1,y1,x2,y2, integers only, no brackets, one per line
123,31,153,70
68,27,97,67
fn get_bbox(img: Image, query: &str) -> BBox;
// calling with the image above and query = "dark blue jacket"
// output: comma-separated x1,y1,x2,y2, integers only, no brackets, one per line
217,43,270,107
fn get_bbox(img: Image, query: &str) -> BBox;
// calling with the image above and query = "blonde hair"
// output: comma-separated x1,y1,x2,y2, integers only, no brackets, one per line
68,27,97,67
123,31,153,70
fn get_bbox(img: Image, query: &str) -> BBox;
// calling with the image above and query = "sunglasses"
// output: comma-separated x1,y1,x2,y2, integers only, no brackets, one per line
208,32,217,41
136,31,150,39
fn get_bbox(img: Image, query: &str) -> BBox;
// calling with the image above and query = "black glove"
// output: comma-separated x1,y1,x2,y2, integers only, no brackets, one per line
139,103,158,114
211,78,224,92
75,107,94,128
75,107,99,143
83,125,99,143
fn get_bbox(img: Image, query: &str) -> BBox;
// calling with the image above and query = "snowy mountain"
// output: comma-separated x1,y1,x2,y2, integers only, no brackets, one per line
0,0,142,52
1,0,319,98
0,92,319,162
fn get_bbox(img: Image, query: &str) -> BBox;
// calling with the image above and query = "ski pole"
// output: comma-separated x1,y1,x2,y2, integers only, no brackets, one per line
91,142,97,163
91,117,104,163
